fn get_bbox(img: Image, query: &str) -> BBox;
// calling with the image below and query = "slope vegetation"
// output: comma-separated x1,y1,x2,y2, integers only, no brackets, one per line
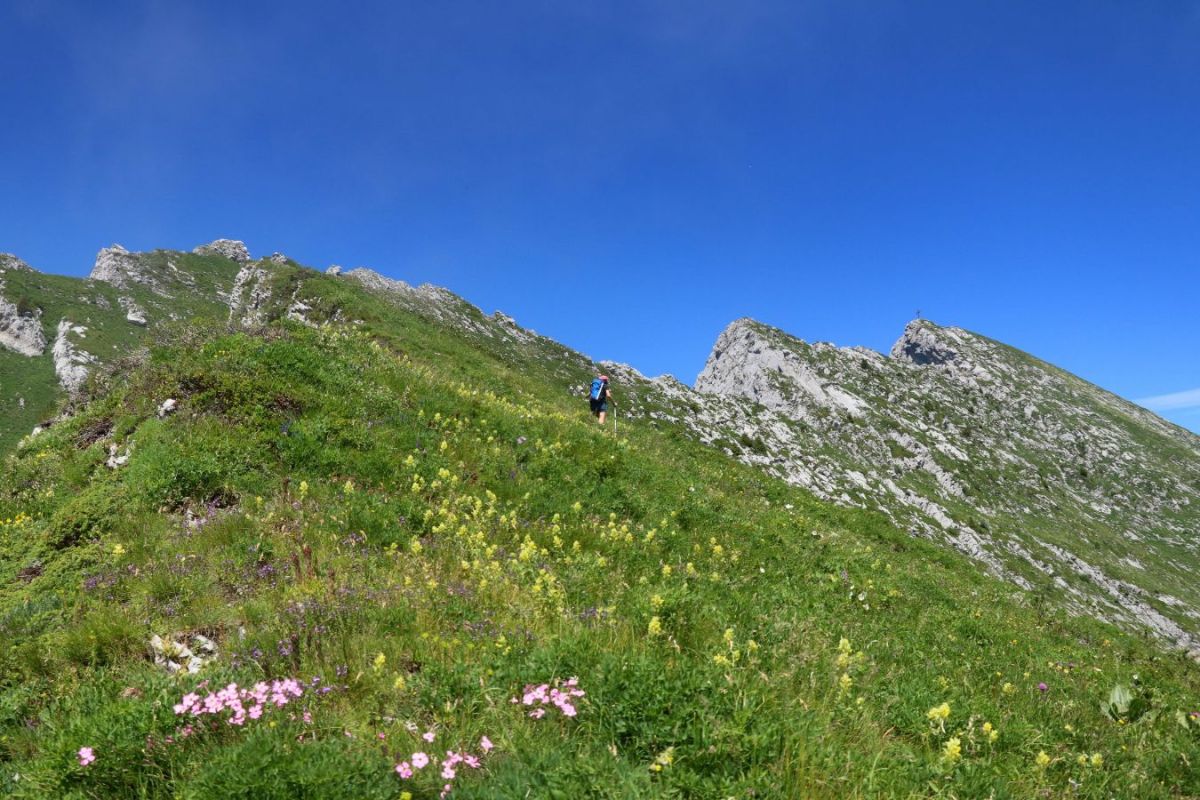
1,262,1199,798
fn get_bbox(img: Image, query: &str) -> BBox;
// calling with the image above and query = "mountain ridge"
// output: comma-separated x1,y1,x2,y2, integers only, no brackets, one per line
2,241,1197,657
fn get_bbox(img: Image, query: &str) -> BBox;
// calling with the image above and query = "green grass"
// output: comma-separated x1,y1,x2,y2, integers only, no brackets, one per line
2,317,1199,799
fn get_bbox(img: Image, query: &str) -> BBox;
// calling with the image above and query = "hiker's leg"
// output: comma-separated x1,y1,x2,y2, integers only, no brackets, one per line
598,411,607,424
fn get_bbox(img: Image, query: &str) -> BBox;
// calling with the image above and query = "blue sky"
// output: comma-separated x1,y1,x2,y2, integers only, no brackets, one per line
2,1,1198,432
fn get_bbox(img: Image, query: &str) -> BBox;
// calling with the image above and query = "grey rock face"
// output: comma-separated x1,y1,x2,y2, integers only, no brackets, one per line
681,317,1200,654
228,263,272,325
0,281,46,357
89,244,175,296
890,319,959,365
193,239,251,263
118,296,148,326
52,319,96,394
0,254,33,273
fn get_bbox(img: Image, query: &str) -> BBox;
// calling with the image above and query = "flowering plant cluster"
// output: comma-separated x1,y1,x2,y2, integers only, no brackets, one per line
511,677,585,719
173,678,305,726
395,733,495,798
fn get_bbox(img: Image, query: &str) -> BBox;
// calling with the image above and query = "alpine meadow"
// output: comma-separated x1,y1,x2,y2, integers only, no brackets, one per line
0,242,1198,799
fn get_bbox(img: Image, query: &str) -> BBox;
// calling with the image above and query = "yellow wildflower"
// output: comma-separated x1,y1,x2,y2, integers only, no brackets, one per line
647,616,663,637
926,703,951,722
111,544,125,557
1090,753,1103,768
838,673,853,694
942,736,962,762
1035,751,1051,769
649,746,675,773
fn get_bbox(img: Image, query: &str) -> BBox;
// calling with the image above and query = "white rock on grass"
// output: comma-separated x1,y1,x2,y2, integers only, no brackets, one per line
193,239,251,262
52,320,96,394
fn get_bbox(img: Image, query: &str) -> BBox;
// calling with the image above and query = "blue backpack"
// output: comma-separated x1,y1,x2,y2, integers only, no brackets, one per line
589,378,607,401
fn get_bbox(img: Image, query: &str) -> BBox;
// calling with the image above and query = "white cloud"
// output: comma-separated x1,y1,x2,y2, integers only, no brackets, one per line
1137,387,1200,411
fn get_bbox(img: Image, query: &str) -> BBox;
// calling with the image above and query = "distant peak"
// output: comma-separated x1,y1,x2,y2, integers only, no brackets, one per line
890,318,958,365
0,253,34,273
193,239,251,263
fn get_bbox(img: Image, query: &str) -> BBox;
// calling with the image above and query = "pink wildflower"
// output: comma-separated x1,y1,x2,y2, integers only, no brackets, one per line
174,693,200,715
465,754,481,769
441,763,457,780
1038,682,1049,693
529,708,546,719
395,762,413,779
423,730,436,742
480,735,494,753
78,747,96,767
412,752,430,769
303,711,313,724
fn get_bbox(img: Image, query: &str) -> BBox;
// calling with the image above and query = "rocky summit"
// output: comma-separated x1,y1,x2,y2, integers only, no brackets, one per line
683,317,1200,655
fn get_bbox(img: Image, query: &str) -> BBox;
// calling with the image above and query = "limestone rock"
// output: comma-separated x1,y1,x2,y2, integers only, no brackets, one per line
192,239,251,263
0,295,46,356
52,319,96,394
890,319,960,365
228,264,272,325
118,296,148,326
679,315,1200,655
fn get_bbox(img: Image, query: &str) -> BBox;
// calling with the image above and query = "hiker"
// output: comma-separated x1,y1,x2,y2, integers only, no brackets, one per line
588,374,613,425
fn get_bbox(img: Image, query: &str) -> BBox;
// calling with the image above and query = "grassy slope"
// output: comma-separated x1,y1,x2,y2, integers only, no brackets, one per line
0,251,244,454
1,274,1199,798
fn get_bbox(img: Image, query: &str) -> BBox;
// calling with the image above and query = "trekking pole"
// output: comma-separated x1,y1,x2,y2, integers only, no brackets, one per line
613,402,618,436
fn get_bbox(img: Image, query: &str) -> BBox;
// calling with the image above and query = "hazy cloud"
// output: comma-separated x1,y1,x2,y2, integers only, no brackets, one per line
1138,387,1200,411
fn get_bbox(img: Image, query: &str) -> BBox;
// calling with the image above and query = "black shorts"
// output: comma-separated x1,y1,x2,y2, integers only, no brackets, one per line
590,398,608,414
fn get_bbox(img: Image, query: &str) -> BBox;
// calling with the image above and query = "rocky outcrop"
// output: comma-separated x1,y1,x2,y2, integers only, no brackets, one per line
0,254,33,274
345,268,493,338
89,245,144,291
698,318,868,419
678,317,1200,654
118,296,148,326
0,295,46,357
193,239,251,263
52,320,96,394
228,263,273,325
890,319,959,365
0,257,47,356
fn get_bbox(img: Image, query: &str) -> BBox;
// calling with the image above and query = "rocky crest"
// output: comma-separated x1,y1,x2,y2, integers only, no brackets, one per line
192,239,251,263
683,318,1200,656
